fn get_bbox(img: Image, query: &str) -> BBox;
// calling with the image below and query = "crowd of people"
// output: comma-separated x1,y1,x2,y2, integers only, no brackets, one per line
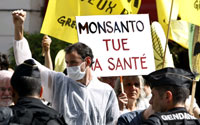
0,9,200,124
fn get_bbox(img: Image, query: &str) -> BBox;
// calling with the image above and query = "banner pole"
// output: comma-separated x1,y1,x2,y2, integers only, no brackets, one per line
120,76,127,109
162,0,174,68
120,76,124,93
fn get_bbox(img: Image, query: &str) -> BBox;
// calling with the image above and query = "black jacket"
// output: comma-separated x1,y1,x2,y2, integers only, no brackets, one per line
142,107,200,125
0,97,67,125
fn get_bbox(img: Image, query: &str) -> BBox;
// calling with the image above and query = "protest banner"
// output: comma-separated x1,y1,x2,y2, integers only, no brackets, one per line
76,14,155,76
188,24,200,114
156,0,189,49
179,0,200,27
189,24,200,77
156,0,179,24
151,21,174,70
41,0,142,44
156,0,200,49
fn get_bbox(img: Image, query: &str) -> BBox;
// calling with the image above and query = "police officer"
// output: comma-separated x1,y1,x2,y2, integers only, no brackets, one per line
142,67,200,125
0,59,66,125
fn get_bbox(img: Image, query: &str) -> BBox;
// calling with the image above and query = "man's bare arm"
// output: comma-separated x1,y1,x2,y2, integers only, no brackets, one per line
12,10,26,40
42,35,53,70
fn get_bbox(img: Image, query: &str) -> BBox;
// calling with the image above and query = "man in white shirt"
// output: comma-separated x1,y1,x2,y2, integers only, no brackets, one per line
12,10,119,125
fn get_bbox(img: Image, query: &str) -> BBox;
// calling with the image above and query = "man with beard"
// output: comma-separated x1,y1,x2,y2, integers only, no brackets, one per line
0,70,13,106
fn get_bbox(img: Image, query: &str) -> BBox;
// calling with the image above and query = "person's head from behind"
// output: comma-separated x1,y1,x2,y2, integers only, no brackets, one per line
0,53,9,70
145,67,194,113
65,42,94,81
115,75,145,101
0,70,13,106
11,59,42,104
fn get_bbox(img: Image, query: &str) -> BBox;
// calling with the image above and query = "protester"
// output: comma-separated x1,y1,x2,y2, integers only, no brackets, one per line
42,36,68,75
0,59,66,124
42,34,68,75
0,70,13,106
142,67,200,124
115,75,149,114
42,35,53,70
12,9,119,124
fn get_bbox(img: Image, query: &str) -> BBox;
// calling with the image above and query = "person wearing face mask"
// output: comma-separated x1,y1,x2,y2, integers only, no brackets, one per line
12,10,120,125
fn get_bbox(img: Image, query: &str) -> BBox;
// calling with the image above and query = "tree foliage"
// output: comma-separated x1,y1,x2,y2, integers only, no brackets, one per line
9,33,70,69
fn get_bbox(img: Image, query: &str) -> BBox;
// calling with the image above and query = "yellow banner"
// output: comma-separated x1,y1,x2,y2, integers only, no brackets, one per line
41,0,142,43
156,0,190,49
179,0,200,26
169,20,190,48
156,0,179,24
189,24,200,76
151,21,174,70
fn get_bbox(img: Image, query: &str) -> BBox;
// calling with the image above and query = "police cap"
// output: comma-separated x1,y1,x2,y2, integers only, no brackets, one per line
12,59,40,79
144,67,195,89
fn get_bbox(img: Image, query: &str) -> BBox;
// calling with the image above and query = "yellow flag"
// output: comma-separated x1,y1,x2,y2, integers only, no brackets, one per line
151,21,174,70
156,0,190,49
179,0,200,26
169,20,190,49
41,0,142,43
189,24,200,77
156,0,179,25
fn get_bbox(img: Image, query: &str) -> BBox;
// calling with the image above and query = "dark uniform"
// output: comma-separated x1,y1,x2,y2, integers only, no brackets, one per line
143,107,200,125
0,97,67,125
117,110,145,125
142,68,200,125
0,59,67,125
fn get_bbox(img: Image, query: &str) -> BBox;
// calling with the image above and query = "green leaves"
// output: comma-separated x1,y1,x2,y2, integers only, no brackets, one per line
9,33,70,69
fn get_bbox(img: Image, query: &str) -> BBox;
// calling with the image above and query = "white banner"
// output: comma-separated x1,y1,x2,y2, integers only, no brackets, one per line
76,14,155,76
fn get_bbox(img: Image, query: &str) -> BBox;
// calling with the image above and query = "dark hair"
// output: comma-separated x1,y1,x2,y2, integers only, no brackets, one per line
65,42,94,67
142,75,150,86
0,53,9,70
11,59,41,97
11,76,41,97
155,85,190,105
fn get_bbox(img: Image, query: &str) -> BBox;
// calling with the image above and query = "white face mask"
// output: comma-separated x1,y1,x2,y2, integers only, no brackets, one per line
67,62,86,81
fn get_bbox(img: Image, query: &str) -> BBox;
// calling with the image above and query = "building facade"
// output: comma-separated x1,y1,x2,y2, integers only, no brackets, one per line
0,0,45,54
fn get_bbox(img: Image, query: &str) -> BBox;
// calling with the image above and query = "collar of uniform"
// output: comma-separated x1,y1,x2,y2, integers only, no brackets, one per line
15,97,43,106
168,107,187,112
